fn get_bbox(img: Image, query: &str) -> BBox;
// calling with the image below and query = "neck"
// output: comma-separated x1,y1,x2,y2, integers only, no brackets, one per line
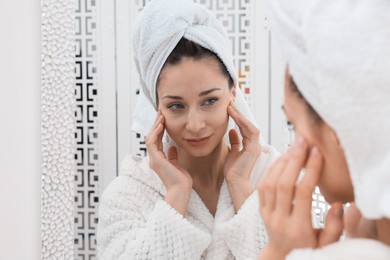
177,141,229,189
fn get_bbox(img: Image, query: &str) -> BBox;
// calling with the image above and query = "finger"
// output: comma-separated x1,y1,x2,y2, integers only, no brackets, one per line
344,203,362,238
228,104,260,145
167,146,179,166
146,113,164,140
293,146,322,217
228,104,258,138
229,129,241,152
146,123,165,157
274,137,308,216
344,203,377,238
318,202,344,247
151,111,162,130
156,115,165,151
146,112,165,147
258,154,289,217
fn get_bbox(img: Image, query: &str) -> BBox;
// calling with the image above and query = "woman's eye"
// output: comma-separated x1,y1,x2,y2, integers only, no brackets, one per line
203,97,218,106
167,103,184,110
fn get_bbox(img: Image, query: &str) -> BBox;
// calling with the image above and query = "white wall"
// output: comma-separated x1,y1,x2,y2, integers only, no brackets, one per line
0,1,41,259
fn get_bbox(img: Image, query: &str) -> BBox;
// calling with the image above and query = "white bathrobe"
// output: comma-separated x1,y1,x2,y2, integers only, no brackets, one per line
97,152,275,260
287,239,390,260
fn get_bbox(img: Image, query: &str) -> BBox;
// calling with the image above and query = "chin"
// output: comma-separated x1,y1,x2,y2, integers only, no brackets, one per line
178,137,224,158
181,145,215,158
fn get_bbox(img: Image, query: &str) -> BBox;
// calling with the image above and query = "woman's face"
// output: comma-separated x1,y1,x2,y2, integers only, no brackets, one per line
157,57,235,158
283,73,354,203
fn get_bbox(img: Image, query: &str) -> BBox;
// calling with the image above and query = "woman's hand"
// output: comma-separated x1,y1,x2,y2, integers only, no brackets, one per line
146,111,193,216
224,102,261,211
344,203,377,239
257,138,344,260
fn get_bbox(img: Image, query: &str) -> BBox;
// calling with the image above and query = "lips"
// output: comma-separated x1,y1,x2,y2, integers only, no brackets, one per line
185,136,210,146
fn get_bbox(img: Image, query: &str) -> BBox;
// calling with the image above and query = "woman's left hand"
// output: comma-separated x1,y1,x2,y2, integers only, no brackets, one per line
224,102,261,210
257,138,344,260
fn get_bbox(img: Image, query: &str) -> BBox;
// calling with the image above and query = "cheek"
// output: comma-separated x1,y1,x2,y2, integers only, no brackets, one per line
294,122,321,148
163,113,181,137
318,146,354,203
208,104,229,129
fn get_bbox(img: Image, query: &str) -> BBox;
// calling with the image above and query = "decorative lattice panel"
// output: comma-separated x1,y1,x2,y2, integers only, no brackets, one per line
74,0,100,259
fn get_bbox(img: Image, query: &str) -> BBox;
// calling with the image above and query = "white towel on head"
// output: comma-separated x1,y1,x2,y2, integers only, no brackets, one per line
269,0,390,219
131,0,273,151
133,0,236,107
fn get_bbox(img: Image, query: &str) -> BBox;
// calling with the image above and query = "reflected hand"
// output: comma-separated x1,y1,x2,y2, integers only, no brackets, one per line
224,102,261,182
257,138,344,260
146,111,192,215
224,102,261,210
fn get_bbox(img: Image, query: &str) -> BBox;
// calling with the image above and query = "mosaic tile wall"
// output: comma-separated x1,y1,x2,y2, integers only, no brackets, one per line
41,0,75,258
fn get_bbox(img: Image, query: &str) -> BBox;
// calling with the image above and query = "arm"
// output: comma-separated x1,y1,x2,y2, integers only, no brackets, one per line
97,177,211,260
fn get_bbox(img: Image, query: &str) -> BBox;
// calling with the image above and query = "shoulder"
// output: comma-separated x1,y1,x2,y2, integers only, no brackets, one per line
101,155,165,203
118,154,148,175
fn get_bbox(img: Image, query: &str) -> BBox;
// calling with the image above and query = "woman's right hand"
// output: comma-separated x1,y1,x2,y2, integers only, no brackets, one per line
145,111,193,216
257,138,343,259
344,203,377,239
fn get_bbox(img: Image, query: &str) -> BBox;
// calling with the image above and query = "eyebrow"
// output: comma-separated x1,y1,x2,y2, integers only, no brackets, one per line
199,88,222,97
162,88,222,100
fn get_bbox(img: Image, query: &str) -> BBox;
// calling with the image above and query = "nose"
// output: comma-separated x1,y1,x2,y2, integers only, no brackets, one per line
185,108,206,133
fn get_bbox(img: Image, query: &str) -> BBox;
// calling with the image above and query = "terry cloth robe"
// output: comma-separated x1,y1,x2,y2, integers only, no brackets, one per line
97,153,274,260
286,238,390,260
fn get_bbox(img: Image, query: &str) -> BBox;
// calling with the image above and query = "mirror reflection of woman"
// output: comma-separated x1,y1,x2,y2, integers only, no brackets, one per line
97,0,278,259
258,1,390,259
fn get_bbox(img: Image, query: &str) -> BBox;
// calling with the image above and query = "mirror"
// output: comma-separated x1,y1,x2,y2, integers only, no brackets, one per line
41,0,329,258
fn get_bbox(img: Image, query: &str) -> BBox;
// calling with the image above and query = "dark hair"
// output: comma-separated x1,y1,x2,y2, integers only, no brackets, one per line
157,38,234,89
286,71,322,123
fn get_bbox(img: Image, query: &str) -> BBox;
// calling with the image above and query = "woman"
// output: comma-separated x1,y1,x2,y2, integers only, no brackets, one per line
97,0,278,259
258,0,390,259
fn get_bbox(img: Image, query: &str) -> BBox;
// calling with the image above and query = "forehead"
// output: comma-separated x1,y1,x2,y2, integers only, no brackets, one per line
157,58,229,96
